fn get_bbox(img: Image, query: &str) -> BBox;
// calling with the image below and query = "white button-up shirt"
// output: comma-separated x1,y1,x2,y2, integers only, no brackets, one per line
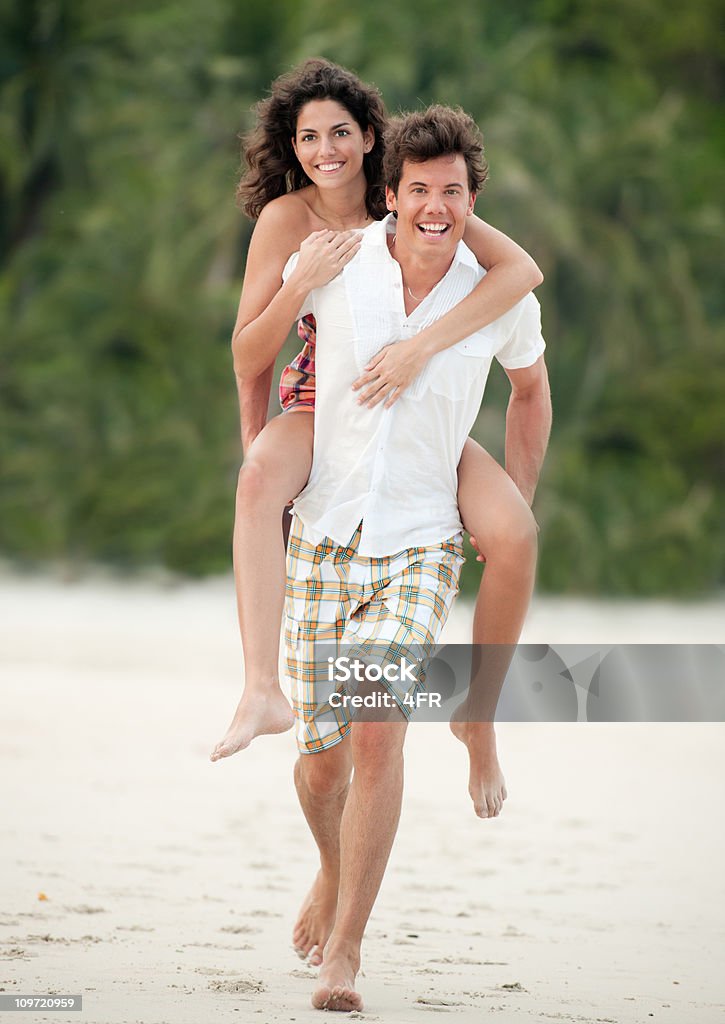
284,214,545,556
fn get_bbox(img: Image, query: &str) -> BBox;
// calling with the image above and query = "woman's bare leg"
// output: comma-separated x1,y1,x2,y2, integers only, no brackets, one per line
451,437,538,816
210,410,314,761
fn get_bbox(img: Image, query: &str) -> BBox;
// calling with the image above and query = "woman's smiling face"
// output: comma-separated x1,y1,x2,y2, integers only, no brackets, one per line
292,99,373,188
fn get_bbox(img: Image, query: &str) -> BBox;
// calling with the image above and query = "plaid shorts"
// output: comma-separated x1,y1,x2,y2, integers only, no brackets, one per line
279,315,316,412
284,514,464,753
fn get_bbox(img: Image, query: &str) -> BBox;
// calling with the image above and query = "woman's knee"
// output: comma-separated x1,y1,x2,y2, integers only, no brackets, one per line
473,496,538,566
235,459,269,511
236,416,312,511
236,449,292,511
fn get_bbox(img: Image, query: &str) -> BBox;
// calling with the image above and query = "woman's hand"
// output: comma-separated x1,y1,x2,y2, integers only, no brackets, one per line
291,229,362,291
351,338,428,408
469,536,486,564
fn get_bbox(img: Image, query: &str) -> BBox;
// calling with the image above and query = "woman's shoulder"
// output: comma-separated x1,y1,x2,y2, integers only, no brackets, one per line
256,188,317,238
248,192,316,268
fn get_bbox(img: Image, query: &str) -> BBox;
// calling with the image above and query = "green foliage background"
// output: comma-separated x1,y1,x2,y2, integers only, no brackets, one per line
1,0,723,593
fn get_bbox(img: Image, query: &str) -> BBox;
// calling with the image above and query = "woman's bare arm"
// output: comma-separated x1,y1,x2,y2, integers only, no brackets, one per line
232,209,361,381
231,199,359,448
231,202,306,448
352,216,543,406
237,366,274,454
231,202,312,376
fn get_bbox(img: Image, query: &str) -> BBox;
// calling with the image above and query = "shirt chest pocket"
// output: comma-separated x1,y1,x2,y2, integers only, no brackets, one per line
417,348,491,403
451,327,498,359
404,326,497,401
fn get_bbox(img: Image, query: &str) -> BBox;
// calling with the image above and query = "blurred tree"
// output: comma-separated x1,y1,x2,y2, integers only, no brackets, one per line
1,0,722,592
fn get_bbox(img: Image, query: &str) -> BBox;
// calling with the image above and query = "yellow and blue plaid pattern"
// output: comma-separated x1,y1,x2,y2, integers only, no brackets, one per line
284,515,464,753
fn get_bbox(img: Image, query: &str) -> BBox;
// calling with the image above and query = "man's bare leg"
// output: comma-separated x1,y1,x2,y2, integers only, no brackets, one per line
454,438,538,816
312,718,407,1012
293,739,353,967
210,411,314,761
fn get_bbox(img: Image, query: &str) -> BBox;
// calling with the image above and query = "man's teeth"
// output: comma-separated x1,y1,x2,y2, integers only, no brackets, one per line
318,162,343,171
418,223,448,234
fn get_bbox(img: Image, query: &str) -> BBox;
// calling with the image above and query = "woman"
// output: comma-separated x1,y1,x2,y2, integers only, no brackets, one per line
211,61,540,834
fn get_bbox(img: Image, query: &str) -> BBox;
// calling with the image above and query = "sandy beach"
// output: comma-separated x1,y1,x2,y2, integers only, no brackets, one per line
1,574,724,1023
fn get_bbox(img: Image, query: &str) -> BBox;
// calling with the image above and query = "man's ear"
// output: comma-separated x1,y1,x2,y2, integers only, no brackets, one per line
385,185,397,214
467,192,476,215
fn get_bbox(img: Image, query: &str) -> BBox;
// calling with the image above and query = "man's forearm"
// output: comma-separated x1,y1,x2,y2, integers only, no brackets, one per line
237,364,274,454
504,385,552,506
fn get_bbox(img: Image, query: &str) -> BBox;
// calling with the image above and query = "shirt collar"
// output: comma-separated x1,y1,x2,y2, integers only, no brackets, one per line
367,213,480,276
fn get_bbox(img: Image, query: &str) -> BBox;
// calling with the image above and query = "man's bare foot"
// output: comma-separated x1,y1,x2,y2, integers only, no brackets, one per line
311,943,362,1012
450,720,507,818
210,686,295,761
293,869,338,967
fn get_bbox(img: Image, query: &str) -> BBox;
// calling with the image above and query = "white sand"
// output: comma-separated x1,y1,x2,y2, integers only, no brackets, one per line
1,574,724,1023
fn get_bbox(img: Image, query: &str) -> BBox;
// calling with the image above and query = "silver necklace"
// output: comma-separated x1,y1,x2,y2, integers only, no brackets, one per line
391,236,425,302
316,202,369,230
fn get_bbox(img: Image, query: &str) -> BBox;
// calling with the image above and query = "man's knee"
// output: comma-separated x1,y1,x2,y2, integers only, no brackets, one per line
297,748,351,798
351,721,406,775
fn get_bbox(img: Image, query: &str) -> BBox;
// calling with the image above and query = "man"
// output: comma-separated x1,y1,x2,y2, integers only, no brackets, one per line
284,105,551,1012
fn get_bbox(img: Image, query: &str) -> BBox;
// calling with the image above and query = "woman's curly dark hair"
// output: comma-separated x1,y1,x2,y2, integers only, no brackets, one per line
237,58,388,221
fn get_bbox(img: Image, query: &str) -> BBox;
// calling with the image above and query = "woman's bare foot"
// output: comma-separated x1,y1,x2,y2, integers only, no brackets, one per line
293,869,339,967
210,686,295,761
450,720,507,818
311,941,362,1012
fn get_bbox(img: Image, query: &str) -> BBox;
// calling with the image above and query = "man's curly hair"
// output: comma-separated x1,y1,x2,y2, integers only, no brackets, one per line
383,105,488,196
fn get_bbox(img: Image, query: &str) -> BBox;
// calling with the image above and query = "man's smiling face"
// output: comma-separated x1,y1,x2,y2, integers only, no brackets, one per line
385,153,475,259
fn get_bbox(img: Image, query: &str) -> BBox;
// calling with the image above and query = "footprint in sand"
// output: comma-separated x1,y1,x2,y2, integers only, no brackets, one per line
429,956,485,966
0,947,31,960
183,941,253,951
208,977,265,994
25,935,102,946
415,996,467,1008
